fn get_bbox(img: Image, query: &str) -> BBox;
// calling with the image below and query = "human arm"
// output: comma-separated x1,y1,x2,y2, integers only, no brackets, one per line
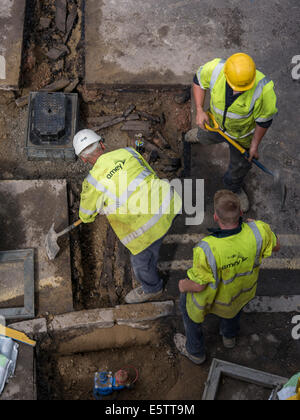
79,177,104,223
179,245,216,294
248,125,268,162
193,59,223,131
193,83,210,130
248,125,268,161
247,219,280,254
179,278,208,293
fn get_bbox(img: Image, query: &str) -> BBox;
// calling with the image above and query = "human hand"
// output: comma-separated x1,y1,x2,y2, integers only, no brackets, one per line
248,144,259,162
179,279,188,293
196,109,210,131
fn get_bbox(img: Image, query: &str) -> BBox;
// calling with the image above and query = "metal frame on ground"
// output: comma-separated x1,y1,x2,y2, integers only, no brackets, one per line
0,249,35,321
202,359,288,400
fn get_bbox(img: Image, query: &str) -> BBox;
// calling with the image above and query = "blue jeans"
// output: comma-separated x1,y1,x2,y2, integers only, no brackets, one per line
179,293,242,358
130,236,164,294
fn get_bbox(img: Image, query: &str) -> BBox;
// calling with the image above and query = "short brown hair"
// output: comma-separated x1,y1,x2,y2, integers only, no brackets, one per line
214,190,241,225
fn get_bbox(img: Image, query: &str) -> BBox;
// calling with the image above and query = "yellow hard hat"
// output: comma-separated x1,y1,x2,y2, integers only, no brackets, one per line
224,53,256,91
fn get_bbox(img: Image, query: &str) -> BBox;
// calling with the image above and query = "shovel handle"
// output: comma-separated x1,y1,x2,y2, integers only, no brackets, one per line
57,219,82,238
205,112,275,177
205,112,247,155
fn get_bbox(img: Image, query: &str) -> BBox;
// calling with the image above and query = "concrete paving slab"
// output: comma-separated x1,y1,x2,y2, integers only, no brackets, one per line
8,318,47,338
0,180,73,317
85,0,300,87
49,308,115,333
0,0,26,90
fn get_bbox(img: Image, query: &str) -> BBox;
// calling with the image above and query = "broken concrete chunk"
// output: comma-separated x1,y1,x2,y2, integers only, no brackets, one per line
121,120,152,136
91,117,126,132
126,113,140,121
87,115,122,125
8,319,47,338
123,104,136,118
63,3,78,43
55,0,67,33
15,95,29,108
137,110,161,123
64,78,80,93
49,309,115,333
114,301,174,324
40,78,71,92
46,45,69,61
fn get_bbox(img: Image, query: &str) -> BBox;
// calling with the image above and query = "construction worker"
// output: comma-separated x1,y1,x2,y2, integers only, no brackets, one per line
73,130,182,304
186,53,278,212
174,190,280,365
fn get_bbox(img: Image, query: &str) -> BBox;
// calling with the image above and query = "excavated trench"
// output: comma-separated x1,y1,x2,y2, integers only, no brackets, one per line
35,318,180,401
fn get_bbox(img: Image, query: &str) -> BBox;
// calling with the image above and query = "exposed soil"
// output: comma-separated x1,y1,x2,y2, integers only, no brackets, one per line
40,342,179,400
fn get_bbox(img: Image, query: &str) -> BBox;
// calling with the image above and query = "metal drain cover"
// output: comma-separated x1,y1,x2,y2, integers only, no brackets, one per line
33,93,66,141
25,91,78,161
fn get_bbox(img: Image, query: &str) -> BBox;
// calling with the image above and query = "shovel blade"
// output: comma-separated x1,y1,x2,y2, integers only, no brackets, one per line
272,170,287,209
45,223,60,260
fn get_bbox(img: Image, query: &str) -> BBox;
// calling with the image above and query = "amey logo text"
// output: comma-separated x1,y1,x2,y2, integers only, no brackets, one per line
107,161,125,179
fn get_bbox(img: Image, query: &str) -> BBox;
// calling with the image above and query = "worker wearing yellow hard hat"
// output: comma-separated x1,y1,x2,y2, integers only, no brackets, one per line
186,53,278,212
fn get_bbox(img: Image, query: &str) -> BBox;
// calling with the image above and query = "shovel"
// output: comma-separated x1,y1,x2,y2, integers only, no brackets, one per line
45,219,82,260
205,112,287,209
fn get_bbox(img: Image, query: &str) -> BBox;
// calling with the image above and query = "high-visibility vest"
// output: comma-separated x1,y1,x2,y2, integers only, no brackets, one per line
186,221,277,323
79,147,182,255
197,58,278,148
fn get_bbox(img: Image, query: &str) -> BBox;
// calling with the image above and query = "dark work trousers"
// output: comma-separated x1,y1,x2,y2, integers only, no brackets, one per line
197,128,252,193
130,236,164,294
179,293,242,358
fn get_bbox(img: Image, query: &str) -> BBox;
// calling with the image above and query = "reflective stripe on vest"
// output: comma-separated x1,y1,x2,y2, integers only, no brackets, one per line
247,221,263,267
223,128,255,141
198,241,219,290
196,66,205,89
103,169,151,215
121,187,175,246
193,221,263,291
86,173,117,201
209,59,226,90
79,206,97,216
191,281,258,311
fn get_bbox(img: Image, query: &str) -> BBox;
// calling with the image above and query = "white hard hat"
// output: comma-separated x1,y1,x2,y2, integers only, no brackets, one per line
73,129,102,156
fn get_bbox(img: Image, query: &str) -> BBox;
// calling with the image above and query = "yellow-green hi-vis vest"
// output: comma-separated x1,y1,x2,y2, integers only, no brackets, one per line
79,147,182,255
196,58,278,148
186,221,277,323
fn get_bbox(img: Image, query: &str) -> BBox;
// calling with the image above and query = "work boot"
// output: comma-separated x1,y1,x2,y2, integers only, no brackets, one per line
125,286,163,304
236,188,250,213
184,128,199,144
174,334,206,365
222,336,236,349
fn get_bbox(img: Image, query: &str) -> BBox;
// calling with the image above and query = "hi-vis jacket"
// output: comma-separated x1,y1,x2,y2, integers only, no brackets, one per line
197,58,278,148
79,147,182,255
186,221,277,323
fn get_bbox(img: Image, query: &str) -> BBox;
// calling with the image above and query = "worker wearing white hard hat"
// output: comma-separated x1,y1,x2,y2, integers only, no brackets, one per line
73,129,182,304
